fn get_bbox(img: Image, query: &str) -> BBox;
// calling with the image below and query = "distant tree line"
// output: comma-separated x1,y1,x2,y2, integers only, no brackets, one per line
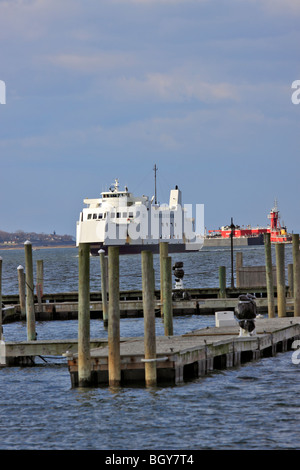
0,230,74,244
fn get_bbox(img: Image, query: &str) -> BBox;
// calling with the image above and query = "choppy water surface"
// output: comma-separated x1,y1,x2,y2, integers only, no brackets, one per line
0,246,299,450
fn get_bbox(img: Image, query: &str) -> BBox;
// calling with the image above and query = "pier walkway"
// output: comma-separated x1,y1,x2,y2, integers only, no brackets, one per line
66,317,300,386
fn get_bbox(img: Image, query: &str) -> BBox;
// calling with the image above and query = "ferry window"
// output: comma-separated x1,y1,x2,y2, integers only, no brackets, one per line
93,214,97,219
129,212,134,218
123,212,127,218
117,212,120,218
98,214,103,219
104,213,106,218
87,214,92,220
111,213,115,218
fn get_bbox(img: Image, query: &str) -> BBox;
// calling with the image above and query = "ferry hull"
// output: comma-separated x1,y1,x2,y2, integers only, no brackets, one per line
90,242,201,256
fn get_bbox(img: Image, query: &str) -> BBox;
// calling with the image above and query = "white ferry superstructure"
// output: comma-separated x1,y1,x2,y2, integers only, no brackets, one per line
76,178,203,255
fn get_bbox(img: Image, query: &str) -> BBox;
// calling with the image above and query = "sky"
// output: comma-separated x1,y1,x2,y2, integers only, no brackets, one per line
0,0,299,238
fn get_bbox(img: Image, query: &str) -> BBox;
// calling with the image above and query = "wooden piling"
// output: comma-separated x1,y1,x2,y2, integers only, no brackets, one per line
108,246,121,387
78,243,91,387
292,234,300,317
162,256,173,336
219,266,226,298
24,241,36,340
236,252,243,288
36,260,43,311
288,264,294,298
142,250,157,386
264,233,275,318
159,242,168,316
17,265,26,319
275,243,286,317
99,249,108,326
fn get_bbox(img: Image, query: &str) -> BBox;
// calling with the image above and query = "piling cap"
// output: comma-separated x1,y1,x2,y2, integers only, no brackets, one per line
98,249,105,253
17,265,24,270
24,240,31,245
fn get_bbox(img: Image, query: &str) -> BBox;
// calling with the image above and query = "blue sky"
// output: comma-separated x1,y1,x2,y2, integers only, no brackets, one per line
0,0,299,237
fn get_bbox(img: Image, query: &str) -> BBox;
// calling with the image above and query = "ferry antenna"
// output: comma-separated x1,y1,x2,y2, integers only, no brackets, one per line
154,164,158,204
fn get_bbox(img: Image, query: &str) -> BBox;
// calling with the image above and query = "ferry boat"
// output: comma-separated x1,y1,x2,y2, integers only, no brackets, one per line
204,201,292,247
76,177,204,255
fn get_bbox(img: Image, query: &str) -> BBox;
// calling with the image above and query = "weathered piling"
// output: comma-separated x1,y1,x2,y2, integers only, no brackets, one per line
236,252,243,288
99,249,108,327
78,243,91,387
292,234,300,317
142,250,157,386
17,265,26,319
108,246,121,387
275,243,286,317
162,256,173,336
24,241,36,340
264,233,275,318
288,264,294,298
159,242,168,316
0,257,2,340
218,266,226,299
36,260,44,311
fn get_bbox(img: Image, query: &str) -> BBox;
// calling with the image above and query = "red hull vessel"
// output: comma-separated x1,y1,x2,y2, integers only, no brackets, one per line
208,201,292,244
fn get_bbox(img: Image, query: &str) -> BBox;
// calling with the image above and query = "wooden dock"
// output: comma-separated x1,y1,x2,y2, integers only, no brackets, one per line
67,317,300,387
2,286,294,323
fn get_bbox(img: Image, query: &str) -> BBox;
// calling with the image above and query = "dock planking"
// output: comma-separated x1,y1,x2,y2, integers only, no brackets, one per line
67,317,300,387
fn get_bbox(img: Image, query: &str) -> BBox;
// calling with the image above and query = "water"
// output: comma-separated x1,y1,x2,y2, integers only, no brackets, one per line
0,245,299,450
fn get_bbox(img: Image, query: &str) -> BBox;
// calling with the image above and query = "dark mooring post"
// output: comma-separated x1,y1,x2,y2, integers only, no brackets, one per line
99,249,108,327
275,243,286,317
142,250,157,386
264,233,275,318
24,241,36,340
108,246,121,387
17,265,26,319
162,256,173,336
292,234,300,317
159,242,168,317
230,218,235,288
78,243,91,387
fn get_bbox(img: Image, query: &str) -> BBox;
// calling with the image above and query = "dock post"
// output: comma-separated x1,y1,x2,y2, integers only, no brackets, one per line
292,234,300,317
162,256,173,336
17,265,26,319
142,250,157,386
264,233,275,318
24,241,36,340
78,243,91,387
236,252,243,288
0,257,2,340
36,260,43,312
288,264,294,298
99,249,108,327
219,266,226,298
275,243,286,317
108,246,121,387
159,242,168,317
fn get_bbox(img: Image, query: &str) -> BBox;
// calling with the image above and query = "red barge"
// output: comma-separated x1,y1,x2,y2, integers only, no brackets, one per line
205,201,292,247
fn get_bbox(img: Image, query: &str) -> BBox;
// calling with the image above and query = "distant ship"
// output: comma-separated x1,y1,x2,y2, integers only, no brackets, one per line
76,171,203,255
204,200,292,247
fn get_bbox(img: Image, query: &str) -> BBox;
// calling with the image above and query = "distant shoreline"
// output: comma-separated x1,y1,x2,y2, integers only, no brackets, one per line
0,244,76,252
